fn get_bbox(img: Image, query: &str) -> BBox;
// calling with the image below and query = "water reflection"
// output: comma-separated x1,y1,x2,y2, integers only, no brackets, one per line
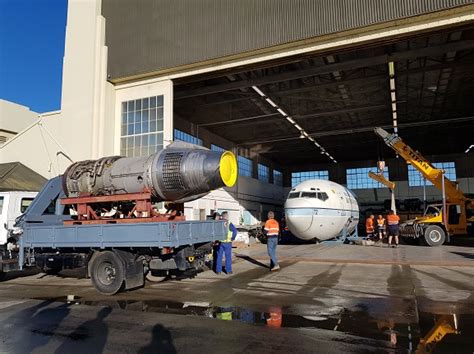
33,296,474,352
416,313,464,353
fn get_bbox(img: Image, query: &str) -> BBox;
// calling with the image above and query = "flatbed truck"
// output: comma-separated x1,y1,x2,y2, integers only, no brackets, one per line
0,143,238,294
0,177,225,294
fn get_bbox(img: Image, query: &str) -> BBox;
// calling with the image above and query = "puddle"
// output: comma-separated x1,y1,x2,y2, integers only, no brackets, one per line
31,296,474,352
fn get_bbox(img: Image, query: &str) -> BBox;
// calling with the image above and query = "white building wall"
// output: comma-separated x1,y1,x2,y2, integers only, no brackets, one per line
59,0,111,160
0,100,39,137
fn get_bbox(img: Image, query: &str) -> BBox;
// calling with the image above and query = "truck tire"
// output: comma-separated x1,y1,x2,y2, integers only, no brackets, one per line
90,251,125,295
423,225,446,247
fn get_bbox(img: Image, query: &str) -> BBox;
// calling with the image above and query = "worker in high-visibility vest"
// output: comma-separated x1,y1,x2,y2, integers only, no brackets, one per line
264,211,280,271
365,214,375,238
376,214,386,241
386,210,400,248
216,211,237,274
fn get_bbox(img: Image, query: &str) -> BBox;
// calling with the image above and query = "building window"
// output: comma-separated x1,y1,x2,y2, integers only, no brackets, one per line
291,170,328,187
120,95,164,157
258,163,269,183
346,167,389,189
211,144,225,153
408,162,456,187
238,156,252,177
273,170,283,186
174,129,203,146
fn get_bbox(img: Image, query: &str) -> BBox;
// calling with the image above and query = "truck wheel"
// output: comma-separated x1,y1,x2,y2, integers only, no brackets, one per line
90,251,124,295
423,225,446,247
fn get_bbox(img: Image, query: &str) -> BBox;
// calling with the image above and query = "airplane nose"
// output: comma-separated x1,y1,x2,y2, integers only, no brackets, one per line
285,200,314,236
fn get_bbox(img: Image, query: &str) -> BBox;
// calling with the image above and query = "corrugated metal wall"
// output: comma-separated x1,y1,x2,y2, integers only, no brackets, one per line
101,0,473,80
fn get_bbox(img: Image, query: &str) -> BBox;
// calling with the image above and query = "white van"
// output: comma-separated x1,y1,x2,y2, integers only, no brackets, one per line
0,191,38,244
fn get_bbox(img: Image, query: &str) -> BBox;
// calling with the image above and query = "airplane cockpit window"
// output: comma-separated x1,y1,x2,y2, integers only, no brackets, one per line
301,192,317,198
317,192,329,201
288,192,300,199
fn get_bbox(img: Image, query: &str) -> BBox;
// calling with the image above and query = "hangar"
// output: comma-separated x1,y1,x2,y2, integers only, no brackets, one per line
2,0,474,226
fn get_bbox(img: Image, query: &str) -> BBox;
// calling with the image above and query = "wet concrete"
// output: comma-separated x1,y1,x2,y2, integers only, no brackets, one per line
0,243,473,352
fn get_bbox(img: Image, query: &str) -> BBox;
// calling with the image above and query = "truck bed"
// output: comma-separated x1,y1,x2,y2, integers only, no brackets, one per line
21,220,225,249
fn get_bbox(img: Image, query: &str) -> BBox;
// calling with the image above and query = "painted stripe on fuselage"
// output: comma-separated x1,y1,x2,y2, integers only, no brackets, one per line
285,207,359,218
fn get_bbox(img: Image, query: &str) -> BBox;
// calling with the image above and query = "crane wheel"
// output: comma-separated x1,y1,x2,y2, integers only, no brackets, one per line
423,225,446,247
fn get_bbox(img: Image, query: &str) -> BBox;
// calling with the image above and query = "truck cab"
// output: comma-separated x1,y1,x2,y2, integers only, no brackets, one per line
0,191,37,245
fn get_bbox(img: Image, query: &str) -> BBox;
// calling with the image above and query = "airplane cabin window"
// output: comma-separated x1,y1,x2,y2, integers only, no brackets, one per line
288,192,300,199
318,192,329,201
301,192,317,198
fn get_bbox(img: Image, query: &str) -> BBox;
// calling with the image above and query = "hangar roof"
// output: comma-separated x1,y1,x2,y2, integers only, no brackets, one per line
0,162,47,192
102,0,473,81
173,26,474,166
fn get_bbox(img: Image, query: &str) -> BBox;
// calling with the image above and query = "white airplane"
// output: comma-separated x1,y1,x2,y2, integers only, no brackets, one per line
284,179,359,241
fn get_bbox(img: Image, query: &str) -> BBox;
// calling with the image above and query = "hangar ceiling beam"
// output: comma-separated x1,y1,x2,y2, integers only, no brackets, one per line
175,40,474,99
198,112,280,127
269,62,472,96
197,102,390,127
238,116,474,145
180,62,472,109
295,103,390,120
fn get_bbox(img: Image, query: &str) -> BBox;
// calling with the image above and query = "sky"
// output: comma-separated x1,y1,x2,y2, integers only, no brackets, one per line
0,0,68,113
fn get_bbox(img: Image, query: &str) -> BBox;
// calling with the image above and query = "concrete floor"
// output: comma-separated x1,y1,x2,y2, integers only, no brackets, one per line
0,242,473,353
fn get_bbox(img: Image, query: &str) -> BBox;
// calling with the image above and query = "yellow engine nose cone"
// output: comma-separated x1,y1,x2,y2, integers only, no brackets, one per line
219,151,238,187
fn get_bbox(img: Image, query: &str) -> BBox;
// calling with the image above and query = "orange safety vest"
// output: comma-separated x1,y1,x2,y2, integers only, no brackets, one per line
264,219,280,236
377,218,386,227
386,214,400,225
365,218,374,232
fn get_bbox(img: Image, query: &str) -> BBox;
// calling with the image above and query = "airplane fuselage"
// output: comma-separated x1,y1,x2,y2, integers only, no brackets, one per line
284,179,359,241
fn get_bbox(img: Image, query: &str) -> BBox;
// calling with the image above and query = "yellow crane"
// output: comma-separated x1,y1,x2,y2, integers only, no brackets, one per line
416,314,459,353
368,169,396,213
374,127,474,246
368,171,396,191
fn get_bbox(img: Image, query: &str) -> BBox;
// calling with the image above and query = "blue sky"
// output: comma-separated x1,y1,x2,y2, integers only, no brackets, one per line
0,0,68,113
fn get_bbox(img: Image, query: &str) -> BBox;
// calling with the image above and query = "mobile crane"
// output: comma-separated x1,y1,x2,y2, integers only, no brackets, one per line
375,128,474,246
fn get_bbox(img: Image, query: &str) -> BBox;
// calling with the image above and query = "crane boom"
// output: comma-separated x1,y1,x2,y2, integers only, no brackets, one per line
374,127,465,202
368,171,395,190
